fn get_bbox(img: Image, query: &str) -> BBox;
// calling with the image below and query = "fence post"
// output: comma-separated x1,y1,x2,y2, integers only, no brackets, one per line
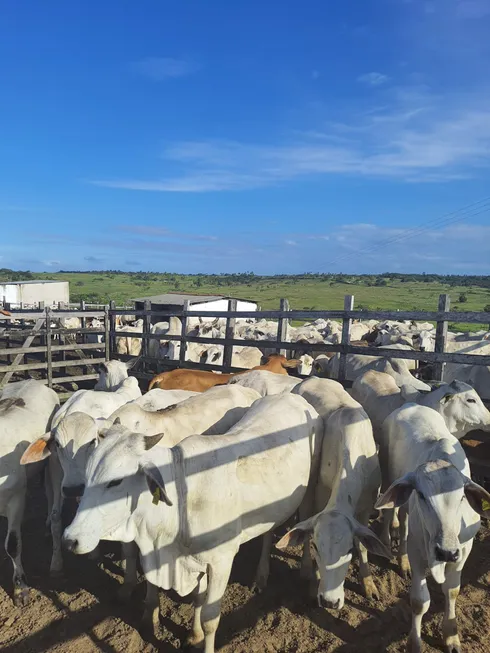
338,295,354,383
223,299,237,370
433,294,450,381
179,300,190,366
45,306,53,388
39,302,45,347
142,300,152,373
276,298,290,356
104,305,110,362
109,300,116,356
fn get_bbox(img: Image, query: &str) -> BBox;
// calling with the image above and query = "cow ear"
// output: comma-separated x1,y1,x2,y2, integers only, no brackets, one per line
276,515,318,550
464,478,490,517
375,473,416,510
353,522,392,559
441,392,454,404
20,432,53,465
139,461,172,506
143,433,165,450
126,356,141,370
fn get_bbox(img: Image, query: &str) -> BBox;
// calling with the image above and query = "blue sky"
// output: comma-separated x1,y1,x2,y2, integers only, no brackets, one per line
1,0,490,274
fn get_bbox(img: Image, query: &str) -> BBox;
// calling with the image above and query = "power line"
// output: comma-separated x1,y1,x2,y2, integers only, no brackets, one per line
322,197,490,269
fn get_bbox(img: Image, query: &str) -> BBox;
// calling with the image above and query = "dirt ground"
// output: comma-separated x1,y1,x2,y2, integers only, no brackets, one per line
0,473,489,653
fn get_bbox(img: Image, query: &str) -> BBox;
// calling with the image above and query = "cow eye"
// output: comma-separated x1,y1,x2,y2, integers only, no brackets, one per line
467,398,476,403
107,479,123,488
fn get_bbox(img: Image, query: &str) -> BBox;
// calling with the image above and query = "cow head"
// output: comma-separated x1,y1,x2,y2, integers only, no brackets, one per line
376,461,490,583
276,509,389,610
436,380,490,436
63,428,171,555
95,359,137,390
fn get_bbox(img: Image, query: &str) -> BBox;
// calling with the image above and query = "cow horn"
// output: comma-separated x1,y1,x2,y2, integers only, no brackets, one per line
144,433,165,450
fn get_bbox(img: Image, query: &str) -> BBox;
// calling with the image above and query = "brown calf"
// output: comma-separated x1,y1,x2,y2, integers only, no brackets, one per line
148,354,300,392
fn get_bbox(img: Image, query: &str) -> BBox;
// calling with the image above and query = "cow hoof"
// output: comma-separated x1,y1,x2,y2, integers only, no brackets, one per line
183,634,204,650
363,581,379,602
13,587,30,607
251,575,268,594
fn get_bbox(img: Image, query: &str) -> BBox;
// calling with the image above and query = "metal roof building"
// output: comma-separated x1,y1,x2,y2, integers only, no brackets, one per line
132,292,258,321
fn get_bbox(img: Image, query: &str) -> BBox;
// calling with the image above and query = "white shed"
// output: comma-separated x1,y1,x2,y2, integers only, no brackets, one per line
132,292,258,321
0,280,70,308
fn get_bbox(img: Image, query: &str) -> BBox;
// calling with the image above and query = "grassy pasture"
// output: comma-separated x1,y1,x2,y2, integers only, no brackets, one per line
30,272,490,332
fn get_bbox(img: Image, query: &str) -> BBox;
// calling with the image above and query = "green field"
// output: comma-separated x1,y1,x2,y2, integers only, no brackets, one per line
2,269,490,331
16,271,490,332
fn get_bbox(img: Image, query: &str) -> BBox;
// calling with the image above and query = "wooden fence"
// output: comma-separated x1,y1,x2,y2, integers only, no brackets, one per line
110,294,490,383
2,293,490,393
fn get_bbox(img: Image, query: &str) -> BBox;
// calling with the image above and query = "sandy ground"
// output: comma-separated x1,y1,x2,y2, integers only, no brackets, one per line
0,471,489,653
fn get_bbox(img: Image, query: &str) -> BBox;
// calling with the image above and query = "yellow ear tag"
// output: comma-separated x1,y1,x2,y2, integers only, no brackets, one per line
152,487,161,505
482,499,490,512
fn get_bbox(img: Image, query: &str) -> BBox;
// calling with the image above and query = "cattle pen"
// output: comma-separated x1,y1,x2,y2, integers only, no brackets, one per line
2,293,490,653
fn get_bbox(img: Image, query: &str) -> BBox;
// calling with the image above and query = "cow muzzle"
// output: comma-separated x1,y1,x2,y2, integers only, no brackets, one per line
62,484,85,499
63,535,79,553
318,595,342,610
435,544,460,563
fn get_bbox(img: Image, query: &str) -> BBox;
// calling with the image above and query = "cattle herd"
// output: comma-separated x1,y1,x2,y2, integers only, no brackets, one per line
1,323,490,653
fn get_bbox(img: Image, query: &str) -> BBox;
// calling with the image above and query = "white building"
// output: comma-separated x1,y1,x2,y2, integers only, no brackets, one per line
0,280,70,308
132,292,258,321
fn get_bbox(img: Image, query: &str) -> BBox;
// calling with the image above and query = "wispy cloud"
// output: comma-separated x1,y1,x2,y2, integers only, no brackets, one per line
130,57,200,81
285,240,298,246
357,72,390,86
42,259,60,267
89,86,490,191
84,255,104,263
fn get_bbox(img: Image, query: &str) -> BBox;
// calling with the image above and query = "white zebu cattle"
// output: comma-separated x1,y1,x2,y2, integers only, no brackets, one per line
320,353,430,391
228,369,301,396
131,388,198,410
352,372,490,441
116,319,144,356
375,405,490,653
64,394,321,653
105,385,261,438
22,360,141,575
442,341,490,400
0,380,59,604
281,377,389,608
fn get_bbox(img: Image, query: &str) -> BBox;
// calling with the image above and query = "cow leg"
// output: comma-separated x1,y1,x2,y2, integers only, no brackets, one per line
397,505,411,579
118,541,138,602
407,538,430,653
5,490,29,606
442,560,466,653
356,512,379,600
44,463,53,534
49,455,64,576
253,532,273,592
186,573,208,648
391,507,400,547
380,508,393,550
141,581,160,634
200,559,233,653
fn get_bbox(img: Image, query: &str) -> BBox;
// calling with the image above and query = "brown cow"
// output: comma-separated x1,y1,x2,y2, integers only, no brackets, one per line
0,309,12,316
148,354,300,392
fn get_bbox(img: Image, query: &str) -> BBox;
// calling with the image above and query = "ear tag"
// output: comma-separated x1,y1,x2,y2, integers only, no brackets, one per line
482,499,490,512
152,487,161,505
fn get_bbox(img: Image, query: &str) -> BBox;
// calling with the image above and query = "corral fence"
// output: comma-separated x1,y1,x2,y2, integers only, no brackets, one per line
2,294,490,391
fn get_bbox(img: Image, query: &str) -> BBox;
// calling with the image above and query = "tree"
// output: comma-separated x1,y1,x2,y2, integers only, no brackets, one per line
484,304,490,312
458,293,468,303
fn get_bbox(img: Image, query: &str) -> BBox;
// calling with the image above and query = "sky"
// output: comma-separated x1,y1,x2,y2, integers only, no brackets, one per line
1,0,490,275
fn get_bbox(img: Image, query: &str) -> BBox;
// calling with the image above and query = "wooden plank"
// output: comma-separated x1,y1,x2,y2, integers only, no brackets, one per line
0,317,45,387
223,299,237,369
0,343,104,356
142,300,152,375
106,331,490,366
37,373,99,385
433,294,450,381
0,357,106,373
339,295,354,383
7,311,106,319
109,300,116,356
277,298,289,357
109,308,490,323
46,307,53,388
104,305,110,361
179,300,190,366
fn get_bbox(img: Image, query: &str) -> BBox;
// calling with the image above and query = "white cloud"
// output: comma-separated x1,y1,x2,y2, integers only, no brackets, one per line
130,57,200,81
357,72,390,86
42,260,60,267
285,240,298,246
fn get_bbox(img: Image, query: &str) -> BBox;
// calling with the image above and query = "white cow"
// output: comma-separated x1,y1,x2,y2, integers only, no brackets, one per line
105,385,261,438
22,360,141,575
375,405,490,653
132,388,198,411
116,319,144,356
0,380,59,605
228,370,301,396
352,372,490,441
280,377,390,608
321,353,430,391
63,393,321,653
